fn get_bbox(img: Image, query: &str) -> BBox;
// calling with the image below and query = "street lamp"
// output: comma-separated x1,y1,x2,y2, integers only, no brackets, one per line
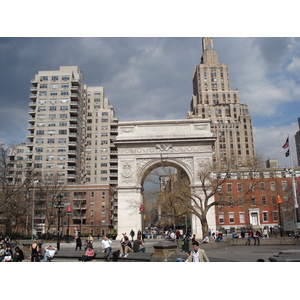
56,194,64,250
31,180,39,240
66,204,72,243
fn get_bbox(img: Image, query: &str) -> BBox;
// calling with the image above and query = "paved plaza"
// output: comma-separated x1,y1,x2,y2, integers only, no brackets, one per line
38,237,300,262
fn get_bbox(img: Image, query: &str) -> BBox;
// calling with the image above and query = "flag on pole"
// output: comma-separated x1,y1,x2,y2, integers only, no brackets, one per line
282,137,289,149
285,149,290,157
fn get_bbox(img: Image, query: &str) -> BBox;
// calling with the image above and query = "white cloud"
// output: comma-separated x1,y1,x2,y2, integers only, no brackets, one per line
287,56,300,72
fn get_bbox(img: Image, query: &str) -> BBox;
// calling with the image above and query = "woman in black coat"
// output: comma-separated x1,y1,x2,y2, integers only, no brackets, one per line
13,246,24,262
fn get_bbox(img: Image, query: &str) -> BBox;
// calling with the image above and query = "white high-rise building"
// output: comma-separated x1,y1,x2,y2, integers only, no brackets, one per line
27,66,118,186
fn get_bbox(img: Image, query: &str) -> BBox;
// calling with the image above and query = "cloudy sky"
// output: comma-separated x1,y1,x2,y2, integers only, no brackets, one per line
0,37,299,167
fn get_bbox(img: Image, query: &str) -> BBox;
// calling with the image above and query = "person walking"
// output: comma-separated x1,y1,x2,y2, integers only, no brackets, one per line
101,236,112,261
75,236,82,250
186,241,209,262
130,229,135,242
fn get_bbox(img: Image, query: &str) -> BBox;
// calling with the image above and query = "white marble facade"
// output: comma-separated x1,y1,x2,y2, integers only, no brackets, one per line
115,119,216,239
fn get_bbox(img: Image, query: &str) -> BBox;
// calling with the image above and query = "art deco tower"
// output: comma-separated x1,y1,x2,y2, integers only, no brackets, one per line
188,38,255,170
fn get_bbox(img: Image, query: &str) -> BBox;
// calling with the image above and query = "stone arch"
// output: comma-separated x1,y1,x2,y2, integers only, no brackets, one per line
115,119,216,239
137,158,193,187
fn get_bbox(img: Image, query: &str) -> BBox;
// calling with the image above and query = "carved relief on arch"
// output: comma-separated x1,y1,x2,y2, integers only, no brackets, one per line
175,157,194,177
120,126,135,133
120,160,135,184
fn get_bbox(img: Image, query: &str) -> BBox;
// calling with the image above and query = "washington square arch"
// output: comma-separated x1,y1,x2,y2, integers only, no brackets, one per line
115,118,217,240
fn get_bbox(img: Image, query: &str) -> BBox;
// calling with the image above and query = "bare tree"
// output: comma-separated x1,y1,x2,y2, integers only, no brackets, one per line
150,155,265,237
0,143,38,235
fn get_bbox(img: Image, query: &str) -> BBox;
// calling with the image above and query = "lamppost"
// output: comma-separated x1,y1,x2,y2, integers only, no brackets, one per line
66,204,72,243
31,180,39,240
276,195,283,236
56,194,64,250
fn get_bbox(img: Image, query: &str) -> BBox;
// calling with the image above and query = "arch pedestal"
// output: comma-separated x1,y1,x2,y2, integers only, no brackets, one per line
115,119,216,240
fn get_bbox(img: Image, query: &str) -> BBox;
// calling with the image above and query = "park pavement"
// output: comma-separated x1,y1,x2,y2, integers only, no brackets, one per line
39,237,300,262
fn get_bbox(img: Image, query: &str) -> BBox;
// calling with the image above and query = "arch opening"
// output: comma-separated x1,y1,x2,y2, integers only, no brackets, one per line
140,160,192,236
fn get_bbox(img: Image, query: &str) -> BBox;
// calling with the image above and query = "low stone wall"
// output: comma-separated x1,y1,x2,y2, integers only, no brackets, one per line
229,237,299,246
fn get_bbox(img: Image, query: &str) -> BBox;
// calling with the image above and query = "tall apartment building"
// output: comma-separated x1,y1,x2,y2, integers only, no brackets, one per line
27,66,118,186
23,66,119,235
27,66,85,185
85,86,118,186
295,117,300,166
187,38,255,170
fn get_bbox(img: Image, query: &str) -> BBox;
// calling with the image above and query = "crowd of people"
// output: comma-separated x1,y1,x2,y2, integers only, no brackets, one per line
0,236,24,262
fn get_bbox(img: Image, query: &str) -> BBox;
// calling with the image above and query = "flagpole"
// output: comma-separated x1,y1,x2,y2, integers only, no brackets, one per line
287,134,299,235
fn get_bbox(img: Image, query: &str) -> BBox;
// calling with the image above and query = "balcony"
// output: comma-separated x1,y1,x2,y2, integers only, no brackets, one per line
29,94,37,99
71,79,80,86
31,79,38,86
28,109,36,116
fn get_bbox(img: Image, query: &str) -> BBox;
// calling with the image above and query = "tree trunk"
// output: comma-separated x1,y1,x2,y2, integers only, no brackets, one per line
200,216,209,238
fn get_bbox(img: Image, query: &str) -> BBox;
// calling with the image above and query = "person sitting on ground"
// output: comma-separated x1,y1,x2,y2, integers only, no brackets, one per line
0,244,5,262
202,236,209,243
80,246,95,262
43,245,57,262
119,235,132,258
13,246,24,262
3,246,13,262
133,235,146,253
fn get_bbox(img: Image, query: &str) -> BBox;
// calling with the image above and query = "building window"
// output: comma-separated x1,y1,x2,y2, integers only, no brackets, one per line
237,183,242,192
239,212,245,223
219,213,224,224
263,211,268,222
270,182,275,191
273,211,278,222
261,196,267,205
229,212,234,223
282,181,287,191
251,196,256,206
227,183,232,192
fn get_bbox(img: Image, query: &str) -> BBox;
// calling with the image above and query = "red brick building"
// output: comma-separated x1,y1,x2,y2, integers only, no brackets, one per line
43,184,115,237
214,166,300,235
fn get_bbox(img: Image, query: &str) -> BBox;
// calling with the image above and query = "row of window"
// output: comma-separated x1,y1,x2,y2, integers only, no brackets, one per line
39,91,70,96
34,163,66,168
225,181,288,192
40,84,70,89
219,195,285,206
35,138,68,145
40,75,70,81
38,106,69,111
218,211,278,224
